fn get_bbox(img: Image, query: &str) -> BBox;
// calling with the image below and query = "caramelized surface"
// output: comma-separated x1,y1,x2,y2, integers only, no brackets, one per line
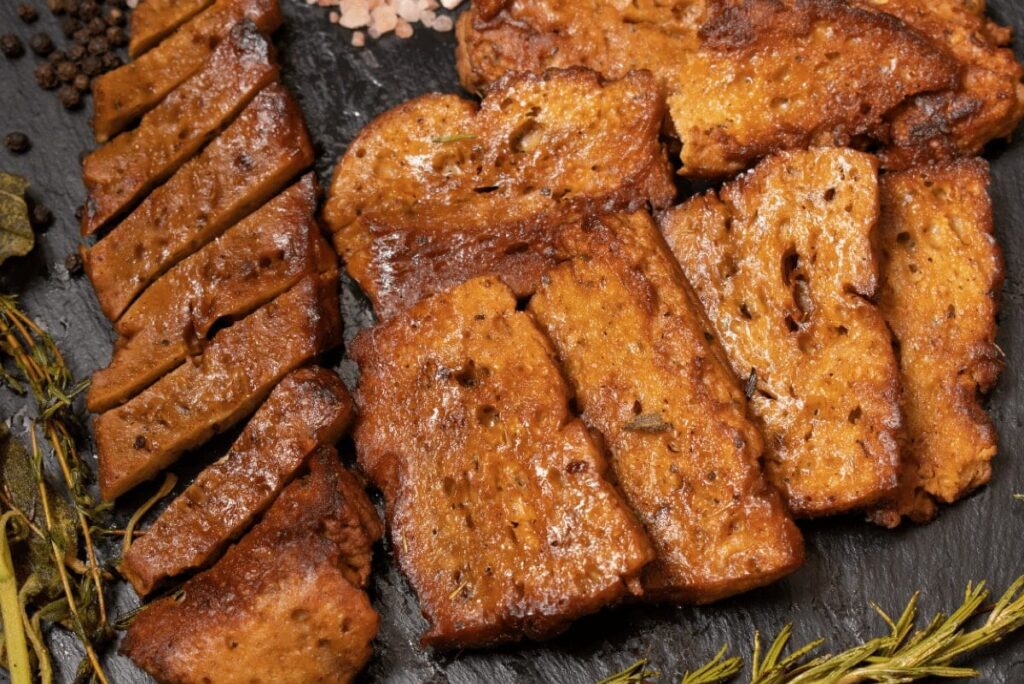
84,84,312,320
121,367,354,595
92,0,281,141
129,0,215,57
96,274,341,500
325,68,674,318
353,277,654,648
81,23,279,236
661,148,902,516
122,450,381,684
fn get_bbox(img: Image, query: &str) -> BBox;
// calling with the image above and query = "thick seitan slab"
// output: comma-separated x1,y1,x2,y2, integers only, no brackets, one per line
93,0,281,141
325,68,675,318
530,212,803,602
660,148,902,517
352,277,654,648
122,450,381,684
82,23,279,236
87,175,328,413
870,159,1004,526
96,274,341,500
456,0,957,177
120,367,354,595
129,0,215,57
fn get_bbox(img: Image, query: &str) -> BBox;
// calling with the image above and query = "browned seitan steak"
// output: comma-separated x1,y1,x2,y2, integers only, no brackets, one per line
352,276,654,648
129,0,216,57
120,367,354,595
87,175,329,413
96,274,341,500
84,84,313,321
122,449,382,684
92,0,281,141
660,148,902,517
530,211,803,602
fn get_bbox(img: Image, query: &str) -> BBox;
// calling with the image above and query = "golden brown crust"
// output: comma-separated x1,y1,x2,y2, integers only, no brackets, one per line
660,148,902,516
129,0,215,57
352,277,654,648
324,68,675,318
530,212,803,602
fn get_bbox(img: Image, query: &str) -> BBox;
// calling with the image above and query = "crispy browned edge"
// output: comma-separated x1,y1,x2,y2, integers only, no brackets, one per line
129,0,216,57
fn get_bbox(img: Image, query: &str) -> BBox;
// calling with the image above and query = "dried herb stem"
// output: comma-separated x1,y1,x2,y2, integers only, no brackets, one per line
0,512,32,684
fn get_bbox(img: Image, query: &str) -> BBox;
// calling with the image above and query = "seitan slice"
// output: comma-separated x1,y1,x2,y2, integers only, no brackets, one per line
92,0,282,142
87,175,328,413
129,0,216,58
120,367,354,595
530,211,803,602
84,84,313,321
456,0,957,177
82,23,279,236
869,159,1003,526
352,276,654,648
95,274,341,500
660,148,902,516
324,68,675,318
122,449,381,684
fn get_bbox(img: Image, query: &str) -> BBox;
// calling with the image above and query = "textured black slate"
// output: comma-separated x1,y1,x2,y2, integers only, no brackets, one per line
1,1,1024,682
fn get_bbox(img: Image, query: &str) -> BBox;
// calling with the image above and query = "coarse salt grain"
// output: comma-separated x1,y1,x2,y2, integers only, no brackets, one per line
303,0,464,44
352,30,366,46
432,14,453,31
395,18,414,38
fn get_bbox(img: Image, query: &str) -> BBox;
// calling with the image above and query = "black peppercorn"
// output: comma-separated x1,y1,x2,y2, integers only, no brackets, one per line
29,32,54,57
67,43,86,61
34,62,59,89
100,52,120,70
56,59,78,82
86,36,107,55
75,0,99,21
60,16,80,37
64,252,84,275
18,4,39,23
30,204,52,229
48,0,71,14
1,34,26,59
103,6,124,26
80,53,101,76
47,49,66,64
73,73,90,92
58,84,82,109
4,132,31,154
106,25,127,47
72,28,90,45
86,16,106,36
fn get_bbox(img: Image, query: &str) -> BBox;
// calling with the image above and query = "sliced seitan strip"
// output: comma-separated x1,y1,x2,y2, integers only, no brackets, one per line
84,84,313,321
660,148,902,517
82,23,279,236
122,449,381,684
93,0,281,142
530,211,803,602
96,273,341,500
352,276,654,648
129,0,216,58
87,175,328,413
120,367,354,595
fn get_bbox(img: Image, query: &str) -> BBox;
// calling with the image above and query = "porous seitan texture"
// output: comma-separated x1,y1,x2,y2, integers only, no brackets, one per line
122,449,381,684
129,0,215,57
660,148,902,517
352,276,654,648
455,0,956,177
530,212,803,603
324,67,675,318
869,159,1004,526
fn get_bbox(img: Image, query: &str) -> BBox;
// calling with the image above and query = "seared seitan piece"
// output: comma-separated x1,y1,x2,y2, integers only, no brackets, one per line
84,84,313,321
660,148,902,516
81,23,279,236
325,68,674,318
870,160,1003,526
353,276,654,648
122,449,382,684
455,0,957,177
87,175,328,413
129,0,215,57
96,274,341,500
121,367,354,595
530,212,803,602
92,0,281,141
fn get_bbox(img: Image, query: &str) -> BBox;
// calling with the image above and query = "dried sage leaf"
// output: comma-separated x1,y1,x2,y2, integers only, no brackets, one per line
0,173,35,267
624,413,672,433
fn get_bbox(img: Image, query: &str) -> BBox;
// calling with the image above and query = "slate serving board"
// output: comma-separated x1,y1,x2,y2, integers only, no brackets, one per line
2,1,1024,682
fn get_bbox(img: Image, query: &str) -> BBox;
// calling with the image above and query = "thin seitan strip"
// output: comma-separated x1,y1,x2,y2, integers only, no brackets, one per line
129,0,216,58
352,276,654,648
870,159,1004,526
660,148,902,517
122,449,382,684
93,0,281,141
96,274,341,500
81,23,279,236
530,211,803,602
87,175,328,413
120,367,354,595
84,84,313,321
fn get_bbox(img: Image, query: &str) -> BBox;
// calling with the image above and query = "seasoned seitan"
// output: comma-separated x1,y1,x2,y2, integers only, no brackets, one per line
660,148,902,516
530,211,803,602
129,0,215,57
96,274,341,500
324,68,674,318
120,367,354,595
81,23,279,236
84,84,313,321
122,450,381,684
352,276,654,648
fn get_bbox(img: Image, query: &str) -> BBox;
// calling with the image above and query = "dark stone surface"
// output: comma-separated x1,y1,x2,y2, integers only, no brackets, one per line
1,1,1024,682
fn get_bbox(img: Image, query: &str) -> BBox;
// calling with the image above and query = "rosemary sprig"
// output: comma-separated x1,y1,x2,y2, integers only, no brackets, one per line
598,659,659,684
682,646,743,684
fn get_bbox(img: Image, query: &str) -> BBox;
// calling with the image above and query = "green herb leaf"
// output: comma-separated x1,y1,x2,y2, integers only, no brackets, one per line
624,413,672,433
431,133,477,144
0,174,35,267
597,659,659,684
681,646,742,684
